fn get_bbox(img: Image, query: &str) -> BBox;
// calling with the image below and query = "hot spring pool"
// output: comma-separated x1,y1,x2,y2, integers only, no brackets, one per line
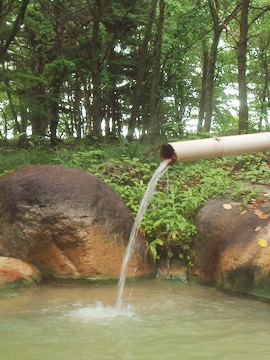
0,279,270,360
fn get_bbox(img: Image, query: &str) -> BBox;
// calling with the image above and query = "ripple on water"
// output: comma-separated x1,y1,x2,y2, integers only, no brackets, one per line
63,301,137,324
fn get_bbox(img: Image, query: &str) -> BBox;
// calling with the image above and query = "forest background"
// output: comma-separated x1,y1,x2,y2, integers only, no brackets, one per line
0,0,269,142
0,0,270,268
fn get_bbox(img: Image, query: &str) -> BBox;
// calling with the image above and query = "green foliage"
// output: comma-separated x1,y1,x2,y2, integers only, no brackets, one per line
88,153,234,268
0,147,53,175
91,150,269,268
0,70,46,88
42,58,76,84
161,121,185,137
230,154,270,184
0,0,269,138
229,183,262,206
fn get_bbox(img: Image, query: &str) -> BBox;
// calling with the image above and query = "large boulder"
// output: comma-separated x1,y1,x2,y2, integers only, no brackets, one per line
192,194,270,298
0,165,155,282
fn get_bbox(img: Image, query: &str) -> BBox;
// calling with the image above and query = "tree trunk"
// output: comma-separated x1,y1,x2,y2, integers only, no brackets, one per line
198,42,209,132
203,29,222,132
31,115,48,136
0,0,30,59
5,87,21,134
30,83,49,136
106,45,118,136
107,88,118,136
238,0,250,134
127,0,158,139
104,104,110,136
203,0,223,132
83,81,93,137
149,0,165,143
49,84,60,143
49,0,66,144
258,37,269,130
202,0,241,132
111,89,118,136
90,0,104,137
74,73,82,139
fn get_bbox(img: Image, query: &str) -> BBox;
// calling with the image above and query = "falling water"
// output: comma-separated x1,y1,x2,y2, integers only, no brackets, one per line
116,160,170,309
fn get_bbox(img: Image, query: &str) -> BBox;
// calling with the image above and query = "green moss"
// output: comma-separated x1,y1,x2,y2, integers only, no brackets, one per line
39,271,157,286
219,265,258,293
0,277,39,293
214,266,270,300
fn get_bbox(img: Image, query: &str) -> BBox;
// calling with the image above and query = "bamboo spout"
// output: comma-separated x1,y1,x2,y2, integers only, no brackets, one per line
160,133,270,164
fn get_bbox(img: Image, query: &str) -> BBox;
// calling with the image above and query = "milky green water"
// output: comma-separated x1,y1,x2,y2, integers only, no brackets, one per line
0,279,270,360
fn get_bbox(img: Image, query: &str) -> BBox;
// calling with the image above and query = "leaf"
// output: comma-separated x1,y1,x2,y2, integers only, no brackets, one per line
155,239,164,246
258,238,268,247
264,193,270,197
138,227,146,236
153,219,163,228
255,226,262,232
240,210,248,215
223,203,232,210
254,209,269,219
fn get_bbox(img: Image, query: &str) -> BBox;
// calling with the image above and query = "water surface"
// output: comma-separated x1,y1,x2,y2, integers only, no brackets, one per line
1,279,270,360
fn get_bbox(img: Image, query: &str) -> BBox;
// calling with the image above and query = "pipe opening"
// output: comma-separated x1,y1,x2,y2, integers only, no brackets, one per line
160,143,177,165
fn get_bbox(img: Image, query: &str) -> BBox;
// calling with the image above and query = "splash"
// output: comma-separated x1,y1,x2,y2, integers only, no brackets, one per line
65,301,135,324
116,160,170,309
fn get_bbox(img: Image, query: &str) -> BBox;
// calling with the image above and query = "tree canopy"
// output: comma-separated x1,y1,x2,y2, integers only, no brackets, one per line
0,0,269,143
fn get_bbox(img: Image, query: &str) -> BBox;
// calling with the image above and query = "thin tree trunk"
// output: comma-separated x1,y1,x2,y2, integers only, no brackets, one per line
74,73,82,139
105,105,110,136
49,84,60,143
203,29,222,132
90,0,104,137
84,82,93,137
107,88,118,136
198,42,209,132
49,0,66,144
149,0,165,143
5,87,21,134
111,89,118,136
0,0,30,59
238,0,250,134
106,46,118,136
202,0,241,132
2,63,22,135
31,83,49,136
19,98,28,133
127,0,158,139
258,38,269,130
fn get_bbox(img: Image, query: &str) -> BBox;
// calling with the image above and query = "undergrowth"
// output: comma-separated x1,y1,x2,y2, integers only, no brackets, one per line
1,141,270,270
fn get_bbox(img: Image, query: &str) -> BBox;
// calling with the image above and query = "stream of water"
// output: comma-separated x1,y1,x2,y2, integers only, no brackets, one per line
116,160,169,309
